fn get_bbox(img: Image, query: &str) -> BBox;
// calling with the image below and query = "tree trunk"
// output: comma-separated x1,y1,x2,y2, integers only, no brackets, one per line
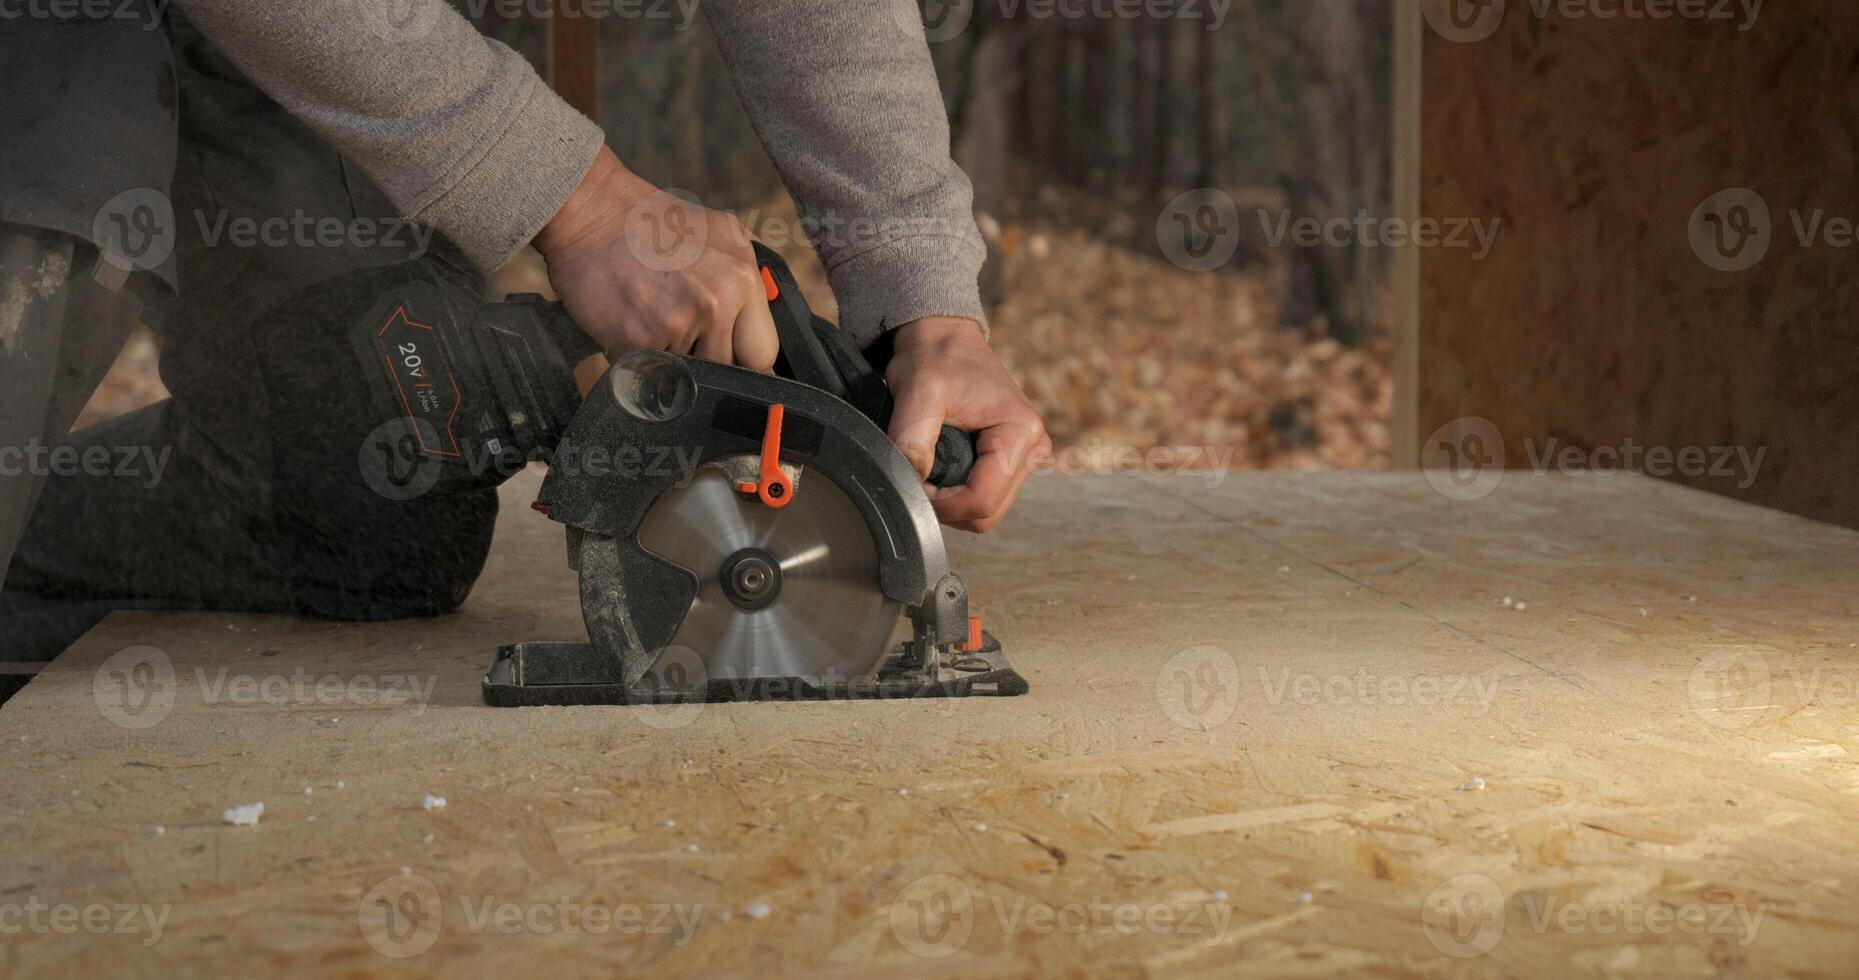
1022,20,1064,173
1077,20,1112,188
1131,16,1162,194
955,16,1020,307
1149,17,1176,196
1194,24,1219,188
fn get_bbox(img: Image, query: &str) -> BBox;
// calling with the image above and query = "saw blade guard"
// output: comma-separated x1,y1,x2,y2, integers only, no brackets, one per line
541,349,968,684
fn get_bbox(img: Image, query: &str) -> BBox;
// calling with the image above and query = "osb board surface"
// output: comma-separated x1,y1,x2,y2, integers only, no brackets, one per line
3,470,1858,977
1418,4,1859,527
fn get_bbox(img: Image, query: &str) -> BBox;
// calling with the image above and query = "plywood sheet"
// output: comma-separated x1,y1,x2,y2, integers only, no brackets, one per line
2,470,1856,976
1418,3,1859,527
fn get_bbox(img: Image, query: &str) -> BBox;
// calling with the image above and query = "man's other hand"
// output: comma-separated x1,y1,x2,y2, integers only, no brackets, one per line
886,317,1050,533
532,147,779,371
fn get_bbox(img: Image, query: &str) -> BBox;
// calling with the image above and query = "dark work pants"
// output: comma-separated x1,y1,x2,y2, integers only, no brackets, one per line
0,11,499,664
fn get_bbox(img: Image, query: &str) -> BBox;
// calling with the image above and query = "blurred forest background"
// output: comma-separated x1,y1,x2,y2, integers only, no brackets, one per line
87,0,1394,470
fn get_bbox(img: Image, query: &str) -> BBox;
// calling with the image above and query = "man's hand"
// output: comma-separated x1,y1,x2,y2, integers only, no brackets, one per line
532,147,780,370
886,317,1050,533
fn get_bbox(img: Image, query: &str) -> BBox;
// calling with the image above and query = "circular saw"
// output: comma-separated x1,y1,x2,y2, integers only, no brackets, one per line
341,243,1025,705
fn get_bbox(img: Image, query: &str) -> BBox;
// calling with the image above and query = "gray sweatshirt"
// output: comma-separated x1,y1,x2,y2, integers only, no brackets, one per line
173,0,986,346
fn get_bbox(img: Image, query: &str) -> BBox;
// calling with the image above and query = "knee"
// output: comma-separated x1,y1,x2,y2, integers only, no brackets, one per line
288,489,500,621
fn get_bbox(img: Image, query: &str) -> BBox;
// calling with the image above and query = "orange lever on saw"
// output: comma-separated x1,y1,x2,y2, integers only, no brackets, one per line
735,404,792,508
958,615,983,653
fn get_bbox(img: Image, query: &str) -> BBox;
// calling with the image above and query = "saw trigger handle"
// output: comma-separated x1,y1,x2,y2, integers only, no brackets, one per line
752,242,979,489
753,242,848,402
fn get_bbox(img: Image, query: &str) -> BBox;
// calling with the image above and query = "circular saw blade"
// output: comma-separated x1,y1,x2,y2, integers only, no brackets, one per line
635,459,902,683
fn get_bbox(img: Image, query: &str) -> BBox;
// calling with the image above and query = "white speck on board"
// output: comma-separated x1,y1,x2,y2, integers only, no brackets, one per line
223,802,264,826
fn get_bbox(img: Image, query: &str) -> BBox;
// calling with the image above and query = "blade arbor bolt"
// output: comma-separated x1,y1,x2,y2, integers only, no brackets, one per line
720,548,782,610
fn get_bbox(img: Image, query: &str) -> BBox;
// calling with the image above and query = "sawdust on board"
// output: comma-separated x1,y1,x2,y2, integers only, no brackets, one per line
221,801,264,826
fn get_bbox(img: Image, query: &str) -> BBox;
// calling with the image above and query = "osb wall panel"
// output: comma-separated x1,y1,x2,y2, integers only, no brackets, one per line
1418,3,1859,527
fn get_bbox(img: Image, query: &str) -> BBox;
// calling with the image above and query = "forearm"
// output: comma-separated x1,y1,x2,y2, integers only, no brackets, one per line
172,0,603,272
704,0,987,347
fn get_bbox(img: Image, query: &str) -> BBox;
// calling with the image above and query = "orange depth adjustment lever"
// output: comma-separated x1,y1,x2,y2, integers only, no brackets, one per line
735,403,793,508
958,615,983,653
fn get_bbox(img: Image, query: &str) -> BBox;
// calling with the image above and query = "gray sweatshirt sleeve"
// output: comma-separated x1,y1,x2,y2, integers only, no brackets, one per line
705,0,988,346
172,0,605,272
173,0,987,345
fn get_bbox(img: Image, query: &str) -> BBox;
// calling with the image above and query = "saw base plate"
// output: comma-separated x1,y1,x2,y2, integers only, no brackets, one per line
482,632,1027,707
